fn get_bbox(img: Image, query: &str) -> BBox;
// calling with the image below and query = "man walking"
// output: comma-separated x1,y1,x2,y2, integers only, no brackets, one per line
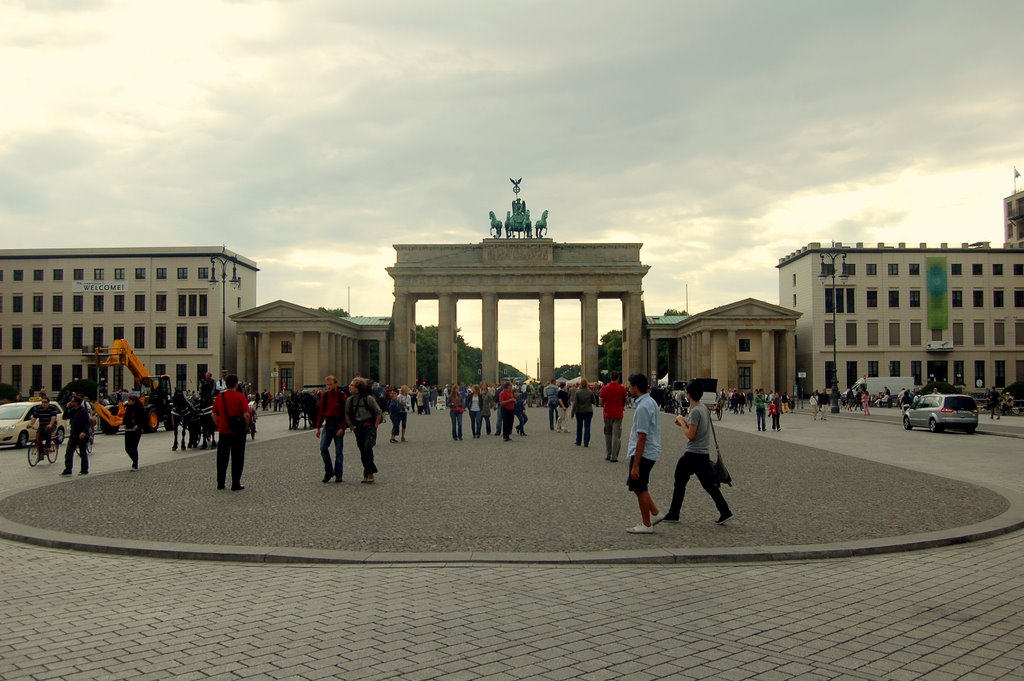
498,381,517,442
122,391,147,470
212,375,251,491
544,379,559,431
625,373,664,533
61,395,92,476
599,370,628,462
315,375,347,483
660,381,733,525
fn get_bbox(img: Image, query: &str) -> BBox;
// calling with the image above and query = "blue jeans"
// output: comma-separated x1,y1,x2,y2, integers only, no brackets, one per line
575,412,593,446
756,408,766,431
319,424,344,477
470,410,482,437
548,402,558,430
450,409,463,439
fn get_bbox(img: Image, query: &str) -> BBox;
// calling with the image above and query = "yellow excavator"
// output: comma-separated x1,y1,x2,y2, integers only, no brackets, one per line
91,340,173,434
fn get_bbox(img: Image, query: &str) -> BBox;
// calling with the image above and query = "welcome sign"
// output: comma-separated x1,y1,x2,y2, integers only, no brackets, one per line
72,281,129,293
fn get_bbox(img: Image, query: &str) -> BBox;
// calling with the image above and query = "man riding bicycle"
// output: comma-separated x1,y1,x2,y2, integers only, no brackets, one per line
27,396,61,462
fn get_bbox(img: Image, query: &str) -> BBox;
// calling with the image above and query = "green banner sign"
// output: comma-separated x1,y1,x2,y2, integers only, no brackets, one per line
926,256,948,330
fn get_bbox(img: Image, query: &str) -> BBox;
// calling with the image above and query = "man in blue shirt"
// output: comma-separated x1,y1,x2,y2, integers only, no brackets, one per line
625,373,665,534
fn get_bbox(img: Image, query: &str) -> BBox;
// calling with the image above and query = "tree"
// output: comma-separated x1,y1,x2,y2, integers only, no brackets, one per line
316,307,350,318
415,325,524,385
553,364,581,380
0,382,16,403
58,379,99,403
598,330,622,377
663,308,687,316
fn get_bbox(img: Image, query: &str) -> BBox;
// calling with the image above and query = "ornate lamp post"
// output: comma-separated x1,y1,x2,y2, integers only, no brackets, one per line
208,254,241,376
818,242,848,414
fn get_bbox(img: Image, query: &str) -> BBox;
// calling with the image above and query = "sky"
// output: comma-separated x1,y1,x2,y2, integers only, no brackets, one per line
3,0,1023,373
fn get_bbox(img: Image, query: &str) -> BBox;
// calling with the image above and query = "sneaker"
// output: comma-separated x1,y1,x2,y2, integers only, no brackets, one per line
627,523,653,534
650,513,666,526
715,512,734,525
661,515,680,523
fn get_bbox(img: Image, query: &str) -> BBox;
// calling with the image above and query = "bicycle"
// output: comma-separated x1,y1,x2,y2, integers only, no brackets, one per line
28,430,58,467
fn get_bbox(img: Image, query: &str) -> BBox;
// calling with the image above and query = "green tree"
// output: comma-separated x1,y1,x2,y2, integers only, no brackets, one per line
553,364,581,380
0,382,17,403
58,379,99,403
414,325,524,385
597,329,622,377
663,308,687,316
316,307,350,318
415,325,438,384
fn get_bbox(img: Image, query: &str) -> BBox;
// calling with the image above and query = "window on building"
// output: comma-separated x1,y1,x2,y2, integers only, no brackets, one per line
52,269,63,281
952,290,963,308
31,366,42,393
92,326,104,347
113,326,124,341
738,338,750,352
156,267,167,280
197,325,208,349
996,360,1006,387
846,322,857,346
73,295,83,313
113,294,125,312
953,360,964,385
867,322,878,346
12,295,23,313
994,290,1004,308
995,322,1005,346
156,294,167,312
889,322,900,346
281,340,292,353
1017,322,1024,346
866,290,878,308
972,263,983,275
51,365,62,393
198,267,210,281
176,326,187,349
842,263,856,277
72,327,83,350
951,263,962,275
909,263,920,276
154,363,166,377
32,327,43,350
132,294,144,312
12,327,22,350
911,361,922,385
176,364,187,391
13,269,23,281
866,263,877,276
32,295,43,313
72,364,82,381
993,263,1004,276
868,361,879,377
189,294,197,316
114,268,125,281
910,322,921,346
1015,263,1024,276
888,263,899,276
33,269,43,281
93,268,104,280
177,267,188,280
889,361,901,377
73,268,84,280
93,295,104,312
792,294,796,307
1016,290,1024,308
909,290,921,308
888,290,900,308
974,322,985,346
953,322,964,345
134,326,145,349
178,294,186,316
975,360,985,385
738,366,752,390
52,295,63,313
973,290,984,307
197,364,208,386
135,268,146,280
155,326,166,349
792,273,796,286
52,327,62,350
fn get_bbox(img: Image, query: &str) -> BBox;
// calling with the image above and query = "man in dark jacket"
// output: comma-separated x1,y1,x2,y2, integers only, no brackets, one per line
61,395,93,476
122,391,147,470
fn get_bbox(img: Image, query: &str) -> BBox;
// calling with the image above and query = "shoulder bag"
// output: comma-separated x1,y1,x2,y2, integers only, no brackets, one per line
707,414,733,487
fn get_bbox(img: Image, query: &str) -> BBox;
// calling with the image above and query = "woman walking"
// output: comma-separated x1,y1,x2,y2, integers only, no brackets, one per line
468,385,483,438
448,385,465,440
345,378,382,484
390,385,410,442
571,380,597,447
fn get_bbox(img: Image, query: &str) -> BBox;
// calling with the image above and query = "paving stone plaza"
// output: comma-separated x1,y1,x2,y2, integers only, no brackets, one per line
2,405,1023,679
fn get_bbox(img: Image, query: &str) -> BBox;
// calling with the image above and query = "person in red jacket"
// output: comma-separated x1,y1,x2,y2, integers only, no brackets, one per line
498,381,517,442
599,370,629,463
212,374,251,491
315,375,347,483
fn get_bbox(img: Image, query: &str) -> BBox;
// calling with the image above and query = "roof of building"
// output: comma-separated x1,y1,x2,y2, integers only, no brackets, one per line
776,241,1024,267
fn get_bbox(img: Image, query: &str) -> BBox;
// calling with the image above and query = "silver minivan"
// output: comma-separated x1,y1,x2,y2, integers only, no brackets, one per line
903,394,978,434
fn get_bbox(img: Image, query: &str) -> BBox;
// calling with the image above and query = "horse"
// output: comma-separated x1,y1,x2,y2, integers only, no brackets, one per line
505,221,532,238
300,391,319,429
488,211,504,238
534,209,548,238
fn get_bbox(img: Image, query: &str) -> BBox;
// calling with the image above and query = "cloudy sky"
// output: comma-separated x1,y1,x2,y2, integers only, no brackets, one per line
4,0,1023,372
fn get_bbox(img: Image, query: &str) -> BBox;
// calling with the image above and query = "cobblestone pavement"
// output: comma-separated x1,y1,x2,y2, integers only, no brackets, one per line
1,406,1023,679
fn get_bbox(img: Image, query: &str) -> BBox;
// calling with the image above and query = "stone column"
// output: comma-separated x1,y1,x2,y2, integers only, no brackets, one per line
539,293,555,382
674,338,684,383
761,330,773,390
391,293,410,386
482,293,498,385
407,300,418,384
623,292,643,377
377,339,388,384
259,331,271,394
293,331,304,390
236,333,249,385
727,329,738,389
327,333,336,377
318,331,329,383
581,292,599,381
438,294,455,386
648,338,659,382
701,331,711,377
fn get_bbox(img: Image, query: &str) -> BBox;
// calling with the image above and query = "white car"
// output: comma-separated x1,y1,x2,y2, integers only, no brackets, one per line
0,401,66,449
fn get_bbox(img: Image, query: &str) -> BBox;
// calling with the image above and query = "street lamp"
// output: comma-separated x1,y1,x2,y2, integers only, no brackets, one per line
208,253,241,377
818,242,848,414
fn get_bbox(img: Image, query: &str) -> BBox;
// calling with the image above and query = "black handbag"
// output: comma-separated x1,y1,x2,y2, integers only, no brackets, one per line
708,416,732,486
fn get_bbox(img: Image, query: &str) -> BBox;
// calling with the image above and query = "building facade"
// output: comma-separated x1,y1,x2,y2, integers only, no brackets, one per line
1005,189,1024,249
0,247,257,396
778,241,1024,396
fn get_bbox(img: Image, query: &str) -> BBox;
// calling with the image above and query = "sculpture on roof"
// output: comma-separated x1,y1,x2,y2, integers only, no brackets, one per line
488,178,549,239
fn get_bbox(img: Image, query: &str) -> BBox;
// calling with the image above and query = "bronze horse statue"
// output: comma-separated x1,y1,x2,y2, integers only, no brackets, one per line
488,211,504,238
534,210,548,238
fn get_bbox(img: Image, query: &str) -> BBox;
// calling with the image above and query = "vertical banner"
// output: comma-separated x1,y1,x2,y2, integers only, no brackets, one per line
926,256,948,330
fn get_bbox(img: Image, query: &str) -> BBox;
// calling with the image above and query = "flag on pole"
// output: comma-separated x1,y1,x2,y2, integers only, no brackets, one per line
1016,166,1021,179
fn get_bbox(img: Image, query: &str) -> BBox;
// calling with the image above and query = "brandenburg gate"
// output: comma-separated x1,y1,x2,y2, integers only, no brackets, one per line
387,239,650,386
